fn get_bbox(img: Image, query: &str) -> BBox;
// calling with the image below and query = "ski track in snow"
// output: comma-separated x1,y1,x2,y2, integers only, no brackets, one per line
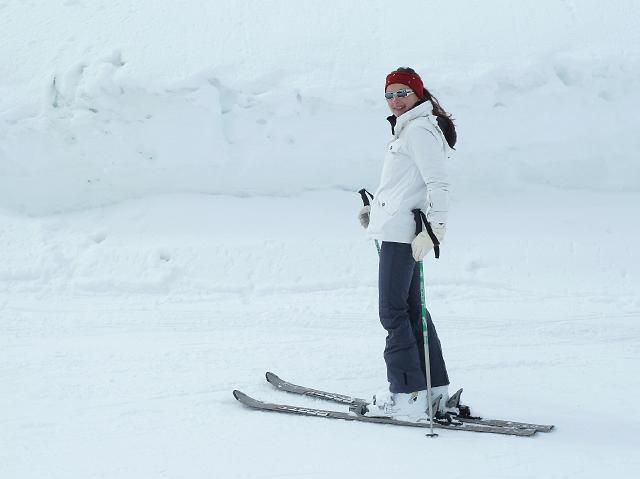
1,190,639,478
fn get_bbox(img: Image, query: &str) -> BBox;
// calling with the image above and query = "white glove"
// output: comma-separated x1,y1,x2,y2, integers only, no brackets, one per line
411,223,446,261
358,205,371,229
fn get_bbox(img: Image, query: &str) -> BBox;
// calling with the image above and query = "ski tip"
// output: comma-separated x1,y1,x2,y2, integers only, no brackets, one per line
265,371,278,382
233,390,244,401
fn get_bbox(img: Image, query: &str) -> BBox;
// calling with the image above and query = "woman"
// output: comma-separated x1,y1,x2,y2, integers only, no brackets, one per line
359,67,457,420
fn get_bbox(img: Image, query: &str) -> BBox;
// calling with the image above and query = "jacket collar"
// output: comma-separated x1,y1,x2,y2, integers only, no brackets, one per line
386,100,433,136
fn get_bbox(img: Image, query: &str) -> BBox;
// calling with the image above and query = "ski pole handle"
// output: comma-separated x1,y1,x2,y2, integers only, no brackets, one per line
358,189,380,255
411,208,440,259
358,188,374,207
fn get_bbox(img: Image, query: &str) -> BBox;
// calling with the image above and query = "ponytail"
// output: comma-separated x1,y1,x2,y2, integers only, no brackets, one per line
423,88,457,149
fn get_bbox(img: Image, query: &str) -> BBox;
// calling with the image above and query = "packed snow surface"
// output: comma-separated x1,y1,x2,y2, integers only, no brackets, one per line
1,1,639,478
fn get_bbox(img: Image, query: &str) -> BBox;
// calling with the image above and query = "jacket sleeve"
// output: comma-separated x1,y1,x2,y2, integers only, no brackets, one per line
405,124,450,225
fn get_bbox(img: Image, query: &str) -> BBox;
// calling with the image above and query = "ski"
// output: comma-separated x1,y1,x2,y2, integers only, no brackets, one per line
233,390,536,436
265,372,554,433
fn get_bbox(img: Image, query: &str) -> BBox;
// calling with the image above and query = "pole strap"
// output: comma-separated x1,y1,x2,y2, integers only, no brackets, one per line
358,188,374,207
412,209,440,259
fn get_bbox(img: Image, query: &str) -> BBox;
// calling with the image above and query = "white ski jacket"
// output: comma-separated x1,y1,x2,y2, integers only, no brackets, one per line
367,100,451,244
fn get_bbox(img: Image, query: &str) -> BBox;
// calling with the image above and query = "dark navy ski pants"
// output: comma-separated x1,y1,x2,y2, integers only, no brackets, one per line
378,241,449,393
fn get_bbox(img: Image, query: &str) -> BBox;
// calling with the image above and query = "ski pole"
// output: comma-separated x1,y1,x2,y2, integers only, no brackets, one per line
358,188,380,255
412,208,438,438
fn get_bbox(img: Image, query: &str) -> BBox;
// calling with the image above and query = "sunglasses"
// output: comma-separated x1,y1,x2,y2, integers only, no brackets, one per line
385,89,414,100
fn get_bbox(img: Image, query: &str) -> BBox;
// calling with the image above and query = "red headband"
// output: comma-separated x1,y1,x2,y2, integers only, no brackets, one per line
385,71,425,100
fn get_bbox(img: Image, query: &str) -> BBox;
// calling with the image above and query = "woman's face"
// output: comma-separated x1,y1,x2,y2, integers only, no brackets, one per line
385,82,420,117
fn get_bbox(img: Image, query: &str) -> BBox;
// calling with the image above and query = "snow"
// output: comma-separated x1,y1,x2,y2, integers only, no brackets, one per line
1,1,639,478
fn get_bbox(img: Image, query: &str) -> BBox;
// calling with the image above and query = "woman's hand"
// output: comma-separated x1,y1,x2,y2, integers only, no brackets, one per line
411,223,446,261
358,205,371,228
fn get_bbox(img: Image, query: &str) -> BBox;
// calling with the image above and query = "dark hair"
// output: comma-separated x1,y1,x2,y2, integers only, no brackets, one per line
396,67,457,149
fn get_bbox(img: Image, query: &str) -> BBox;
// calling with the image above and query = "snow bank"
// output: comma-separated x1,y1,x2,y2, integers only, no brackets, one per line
1,1,639,214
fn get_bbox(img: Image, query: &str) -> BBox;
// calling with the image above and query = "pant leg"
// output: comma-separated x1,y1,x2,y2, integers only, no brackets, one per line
407,263,450,387
378,242,427,393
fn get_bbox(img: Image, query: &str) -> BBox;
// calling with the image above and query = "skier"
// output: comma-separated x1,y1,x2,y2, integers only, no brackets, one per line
359,67,457,420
